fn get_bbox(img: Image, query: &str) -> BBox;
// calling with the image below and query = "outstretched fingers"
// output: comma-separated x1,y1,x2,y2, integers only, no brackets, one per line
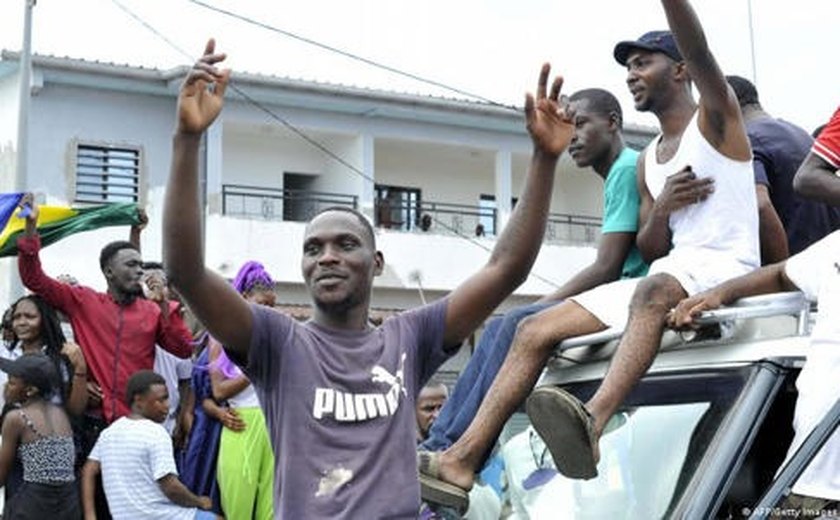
536,63,550,100
548,74,563,102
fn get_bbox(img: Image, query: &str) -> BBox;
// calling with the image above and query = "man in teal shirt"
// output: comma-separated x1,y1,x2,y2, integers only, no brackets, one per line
420,87,647,512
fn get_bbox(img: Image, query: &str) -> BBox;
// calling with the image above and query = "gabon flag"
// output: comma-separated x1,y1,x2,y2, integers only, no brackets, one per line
0,193,140,257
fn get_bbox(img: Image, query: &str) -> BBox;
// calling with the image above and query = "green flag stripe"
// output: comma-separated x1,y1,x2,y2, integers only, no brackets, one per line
0,203,139,257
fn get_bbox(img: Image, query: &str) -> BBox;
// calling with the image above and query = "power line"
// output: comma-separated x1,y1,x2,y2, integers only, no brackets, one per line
184,0,519,111
109,0,560,289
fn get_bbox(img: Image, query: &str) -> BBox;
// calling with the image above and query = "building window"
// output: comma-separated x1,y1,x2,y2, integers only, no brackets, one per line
375,184,421,231
478,194,517,236
74,143,141,203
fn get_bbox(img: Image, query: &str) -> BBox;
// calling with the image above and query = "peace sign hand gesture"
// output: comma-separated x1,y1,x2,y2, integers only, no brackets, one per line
524,63,574,158
177,38,231,135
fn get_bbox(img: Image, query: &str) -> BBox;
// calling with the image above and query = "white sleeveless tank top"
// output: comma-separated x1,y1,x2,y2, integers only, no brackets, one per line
645,111,760,273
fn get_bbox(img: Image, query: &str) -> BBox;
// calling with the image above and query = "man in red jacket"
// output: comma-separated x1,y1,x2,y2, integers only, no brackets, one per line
16,194,193,425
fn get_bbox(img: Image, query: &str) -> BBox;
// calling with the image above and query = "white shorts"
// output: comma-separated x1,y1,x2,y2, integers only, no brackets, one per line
570,252,755,328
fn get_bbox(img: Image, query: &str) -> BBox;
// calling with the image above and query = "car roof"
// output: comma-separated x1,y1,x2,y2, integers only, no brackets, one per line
539,291,813,387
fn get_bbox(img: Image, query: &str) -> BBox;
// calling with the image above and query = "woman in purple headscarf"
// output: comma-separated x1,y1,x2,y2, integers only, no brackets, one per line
181,261,277,518
212,261,276,519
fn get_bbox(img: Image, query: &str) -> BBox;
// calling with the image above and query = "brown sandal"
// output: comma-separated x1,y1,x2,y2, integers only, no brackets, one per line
417,450,469,514
526,386,599,480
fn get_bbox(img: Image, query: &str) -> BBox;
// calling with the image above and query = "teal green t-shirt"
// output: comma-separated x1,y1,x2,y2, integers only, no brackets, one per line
602,147,649,279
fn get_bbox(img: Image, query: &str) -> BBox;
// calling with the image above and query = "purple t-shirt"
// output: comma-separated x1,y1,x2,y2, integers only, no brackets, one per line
245,298,449,519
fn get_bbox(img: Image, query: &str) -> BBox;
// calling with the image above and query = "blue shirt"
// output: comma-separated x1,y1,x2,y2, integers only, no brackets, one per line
748,116,840,255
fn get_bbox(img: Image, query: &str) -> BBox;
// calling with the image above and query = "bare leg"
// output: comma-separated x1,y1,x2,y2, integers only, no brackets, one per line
434,300,606,490
586,273,687,437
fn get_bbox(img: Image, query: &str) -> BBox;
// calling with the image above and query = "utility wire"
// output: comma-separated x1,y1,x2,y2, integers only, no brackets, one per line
184,0,519,111
110,0,560,289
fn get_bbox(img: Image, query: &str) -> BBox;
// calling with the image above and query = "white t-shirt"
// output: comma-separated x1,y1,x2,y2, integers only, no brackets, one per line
783,230,840,500
153,346,193,434
88,416,196,520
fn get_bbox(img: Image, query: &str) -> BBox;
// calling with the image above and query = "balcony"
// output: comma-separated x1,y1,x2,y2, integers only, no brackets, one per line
220,184,600,244
222,184,357,222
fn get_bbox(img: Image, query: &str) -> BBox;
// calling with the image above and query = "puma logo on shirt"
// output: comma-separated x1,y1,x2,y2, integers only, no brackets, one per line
312,354,407,422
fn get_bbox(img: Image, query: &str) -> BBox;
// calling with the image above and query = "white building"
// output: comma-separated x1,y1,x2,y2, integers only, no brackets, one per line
0,51,654,339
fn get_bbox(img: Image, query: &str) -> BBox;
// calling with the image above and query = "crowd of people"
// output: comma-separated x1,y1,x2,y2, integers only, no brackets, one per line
1,0,839,518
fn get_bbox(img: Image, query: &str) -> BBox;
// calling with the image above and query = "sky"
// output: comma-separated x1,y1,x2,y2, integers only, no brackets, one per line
0,0,837,133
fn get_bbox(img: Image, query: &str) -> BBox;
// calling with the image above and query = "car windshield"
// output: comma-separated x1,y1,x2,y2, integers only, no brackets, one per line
497,368,752,519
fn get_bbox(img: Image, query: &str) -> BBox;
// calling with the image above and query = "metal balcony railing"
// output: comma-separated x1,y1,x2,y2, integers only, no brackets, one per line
222,184,357,222
546,213,602,244
221,184,602,244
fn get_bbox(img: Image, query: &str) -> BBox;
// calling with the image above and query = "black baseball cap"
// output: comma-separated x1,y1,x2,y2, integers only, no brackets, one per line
0,353,59,397
614,30,684,66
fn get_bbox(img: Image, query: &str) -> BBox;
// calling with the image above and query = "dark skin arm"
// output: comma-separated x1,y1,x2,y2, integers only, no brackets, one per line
538,232,635,303
636,160,715,263
756,184,789,265
661,0,751,160
172,378,193,450
163,40,252,360
128,208,148,250
158,473,213,510
0,411,22,487
669,261,797,329
201,397,245,432
82,459,101,520
793,153,840,205
441,63,572,346
62,341,90,417
208,340,251,401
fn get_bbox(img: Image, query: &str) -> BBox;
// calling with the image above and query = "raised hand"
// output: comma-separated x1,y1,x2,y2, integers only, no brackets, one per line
177,39,230,136
524,63,574,157
654,166,715,215
133,207,149,232
61,341,87,373
19,192,39,236
142,270,169,303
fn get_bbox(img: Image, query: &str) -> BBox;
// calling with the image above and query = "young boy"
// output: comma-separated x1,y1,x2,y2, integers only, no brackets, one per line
81,370,217,520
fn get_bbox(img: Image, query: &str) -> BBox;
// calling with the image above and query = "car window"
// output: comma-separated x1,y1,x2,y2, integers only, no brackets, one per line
496,368,754,519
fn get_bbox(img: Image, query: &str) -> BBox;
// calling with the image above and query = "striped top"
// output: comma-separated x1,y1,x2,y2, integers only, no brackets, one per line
88,417,196,520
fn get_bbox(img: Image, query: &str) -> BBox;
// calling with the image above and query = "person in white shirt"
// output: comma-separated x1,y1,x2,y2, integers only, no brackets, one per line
81,370,218,520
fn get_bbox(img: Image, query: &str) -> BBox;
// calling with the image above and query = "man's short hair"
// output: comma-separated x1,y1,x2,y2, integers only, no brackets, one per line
570,88,624,129
125,370,166,406
141,261,164,271
310,206,376,247
726,75,760,108
99,241,139,271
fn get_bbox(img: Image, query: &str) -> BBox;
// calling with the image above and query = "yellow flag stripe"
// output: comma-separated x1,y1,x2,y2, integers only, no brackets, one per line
0,205,80,248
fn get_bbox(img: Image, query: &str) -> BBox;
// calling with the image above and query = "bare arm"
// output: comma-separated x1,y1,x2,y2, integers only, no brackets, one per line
128,208,148,251
62,342,90,417
0,412,22,486
755,184,789,265
173,378,194,449
793,153,840,205
208,340,251,401
442,64,572,346
635,156,671,262
163,40,254,362
661,0,750,159
81,459,101,520
670,262,796,328
538,232,635,303
158,473,212,510
637,158,714,263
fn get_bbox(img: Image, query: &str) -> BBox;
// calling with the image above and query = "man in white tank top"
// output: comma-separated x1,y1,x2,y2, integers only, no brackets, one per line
527,0,759,479
416,0,761,499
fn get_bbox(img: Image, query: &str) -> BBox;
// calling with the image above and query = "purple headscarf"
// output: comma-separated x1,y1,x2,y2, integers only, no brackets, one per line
214,261,275,379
